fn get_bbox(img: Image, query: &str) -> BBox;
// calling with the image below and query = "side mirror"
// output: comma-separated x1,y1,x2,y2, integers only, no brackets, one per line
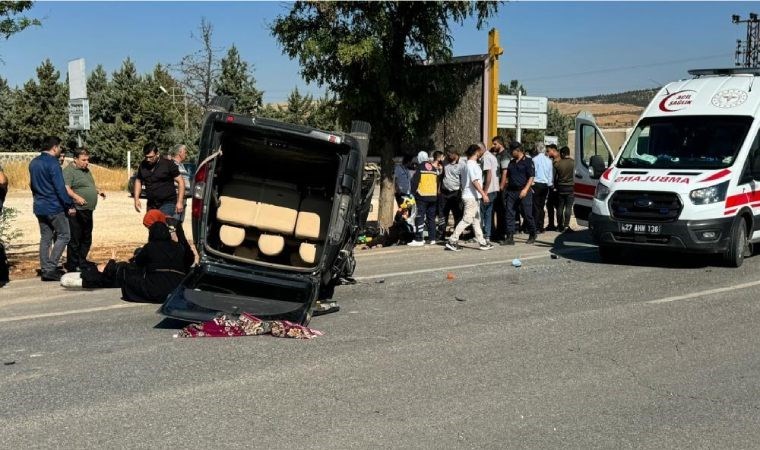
589,155,606,180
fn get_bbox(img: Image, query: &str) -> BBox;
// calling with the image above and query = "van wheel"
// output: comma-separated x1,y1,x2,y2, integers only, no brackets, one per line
723,218,748,268
598,245,620,264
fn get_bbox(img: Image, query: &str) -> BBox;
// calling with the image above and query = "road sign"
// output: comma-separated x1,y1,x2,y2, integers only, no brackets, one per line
497,111,547,129
68,59,87,100
68,99,90,131
497,95,548,114
544,135,559,146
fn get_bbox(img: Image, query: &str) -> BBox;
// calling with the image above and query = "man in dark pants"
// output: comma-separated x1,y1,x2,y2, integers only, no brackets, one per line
545,144,560,231
555,146,576,232
492,136,509,242
531,142,553,233
63,148,105,271
439,146,463,238
29,136,74,281
503,141,537,245
133,142,185,220
408,151,439,246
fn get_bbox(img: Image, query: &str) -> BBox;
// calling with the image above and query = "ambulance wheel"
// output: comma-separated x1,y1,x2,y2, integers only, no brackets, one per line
723,218,748,268
598,245,620,264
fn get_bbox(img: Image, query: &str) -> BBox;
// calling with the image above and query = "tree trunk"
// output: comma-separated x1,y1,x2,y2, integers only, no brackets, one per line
378,140,397,228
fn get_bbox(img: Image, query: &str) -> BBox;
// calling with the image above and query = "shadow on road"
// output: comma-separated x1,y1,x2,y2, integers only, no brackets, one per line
550,229,715,269
154,317,190,330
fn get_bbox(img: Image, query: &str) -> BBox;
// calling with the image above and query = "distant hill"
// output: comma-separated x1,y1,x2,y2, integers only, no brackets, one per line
552,88,660,108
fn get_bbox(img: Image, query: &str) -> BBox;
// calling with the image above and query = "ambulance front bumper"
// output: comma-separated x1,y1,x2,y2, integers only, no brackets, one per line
589,213,734,253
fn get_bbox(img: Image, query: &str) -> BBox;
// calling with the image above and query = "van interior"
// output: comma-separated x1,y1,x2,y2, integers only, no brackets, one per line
204,128,339,269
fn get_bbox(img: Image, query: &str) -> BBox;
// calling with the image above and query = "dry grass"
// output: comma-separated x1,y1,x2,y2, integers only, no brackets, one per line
551,101,645,128
4,160,129,191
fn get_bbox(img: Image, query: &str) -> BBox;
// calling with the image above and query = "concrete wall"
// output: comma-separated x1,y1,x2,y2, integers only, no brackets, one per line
0,152,39,166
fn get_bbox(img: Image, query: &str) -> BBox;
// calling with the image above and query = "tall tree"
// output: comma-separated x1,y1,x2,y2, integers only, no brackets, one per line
272,1,500,226
0,77,13,150
0,1,40,40
13,59,67,151
175,18,219,110
215,44,263,115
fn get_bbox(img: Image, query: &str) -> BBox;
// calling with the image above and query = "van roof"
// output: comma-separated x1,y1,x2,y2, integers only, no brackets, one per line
643,67,760,119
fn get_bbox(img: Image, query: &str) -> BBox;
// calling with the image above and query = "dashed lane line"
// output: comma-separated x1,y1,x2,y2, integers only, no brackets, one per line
646,279,760,305
0,303,145,323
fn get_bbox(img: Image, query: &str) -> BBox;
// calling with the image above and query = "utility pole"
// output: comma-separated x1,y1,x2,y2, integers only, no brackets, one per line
733,13,760,68
488,29,504,142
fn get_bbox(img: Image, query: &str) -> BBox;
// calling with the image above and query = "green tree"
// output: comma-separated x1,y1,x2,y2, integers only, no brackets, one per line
0,1,40,40
215,45,263,115
309,92,340,131
175,18,219,110
12,59,67,151
272,1,500,226
0,77,14,150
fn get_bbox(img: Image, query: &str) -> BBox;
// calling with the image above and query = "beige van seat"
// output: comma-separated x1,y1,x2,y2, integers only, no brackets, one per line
295,196,332,240
258,234,285,256
298,242,320,265
252,183,300,235
219,225,246,247
217,178,263,227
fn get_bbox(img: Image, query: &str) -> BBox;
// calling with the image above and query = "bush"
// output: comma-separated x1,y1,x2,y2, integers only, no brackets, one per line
0,206,22,248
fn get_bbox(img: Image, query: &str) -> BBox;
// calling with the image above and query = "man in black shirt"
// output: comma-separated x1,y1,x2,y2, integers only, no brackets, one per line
133,142,185,220
503,141,537,245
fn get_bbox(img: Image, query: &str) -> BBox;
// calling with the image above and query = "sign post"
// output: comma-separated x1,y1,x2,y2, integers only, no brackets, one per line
67,58,90,147
497,94,548,137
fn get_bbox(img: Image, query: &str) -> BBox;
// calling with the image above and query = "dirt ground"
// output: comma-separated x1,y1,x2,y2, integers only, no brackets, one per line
4,190,160,279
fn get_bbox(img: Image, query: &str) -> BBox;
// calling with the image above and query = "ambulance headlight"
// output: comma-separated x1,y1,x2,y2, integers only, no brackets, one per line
594,183,610,201
689,181,728,205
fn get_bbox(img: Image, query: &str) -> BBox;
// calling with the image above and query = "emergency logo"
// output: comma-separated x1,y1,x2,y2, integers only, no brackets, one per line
614,175,690,184
711,89,748,109
658,90,696,112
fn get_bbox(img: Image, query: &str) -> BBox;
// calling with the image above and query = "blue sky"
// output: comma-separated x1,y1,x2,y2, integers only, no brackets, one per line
0,1,752,102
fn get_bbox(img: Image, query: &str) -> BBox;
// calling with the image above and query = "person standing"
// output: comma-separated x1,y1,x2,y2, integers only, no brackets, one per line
479,142,500,244
545,144,561,231
531,142,554,233
29,136,74,281
445,144,493,251
408,151,438,246
134,142,185,220
63,148,105,272
491,136,509,243
438,146,463,238
555,146,576,232
0,163,9,286
170,144,190,222
393,154,413,207
503,141,537,245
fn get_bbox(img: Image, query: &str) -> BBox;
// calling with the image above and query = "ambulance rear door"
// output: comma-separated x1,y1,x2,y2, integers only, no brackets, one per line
574,111,614,226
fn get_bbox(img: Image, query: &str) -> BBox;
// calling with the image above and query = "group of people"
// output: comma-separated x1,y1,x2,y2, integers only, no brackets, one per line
395,136,577,251
5,136,194,302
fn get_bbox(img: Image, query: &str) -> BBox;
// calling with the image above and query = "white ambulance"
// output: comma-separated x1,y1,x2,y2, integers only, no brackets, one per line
576,68,760,267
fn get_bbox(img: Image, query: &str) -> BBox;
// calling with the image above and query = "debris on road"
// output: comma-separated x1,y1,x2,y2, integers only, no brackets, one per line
4,361,15,366
375,279,385,284
550,253,559,259
175,313,323,339
455,297,467,302
446,272,456,280
512,258,522,268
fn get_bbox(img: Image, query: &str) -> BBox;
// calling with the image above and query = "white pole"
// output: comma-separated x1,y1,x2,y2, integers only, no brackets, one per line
516,89,522,142
127,150,131,180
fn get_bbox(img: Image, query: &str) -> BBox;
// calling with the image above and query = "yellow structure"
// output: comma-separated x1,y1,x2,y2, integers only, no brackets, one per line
487,28,503,141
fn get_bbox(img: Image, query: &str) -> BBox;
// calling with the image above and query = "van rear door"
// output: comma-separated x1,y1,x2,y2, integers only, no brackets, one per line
574,111,614,226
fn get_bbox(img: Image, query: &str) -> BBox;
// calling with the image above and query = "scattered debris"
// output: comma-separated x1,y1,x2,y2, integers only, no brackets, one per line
3,361,15,366
455,297,467,302
446,272,456,280
550,254,559,259
512,258,522,268
375,279,385,284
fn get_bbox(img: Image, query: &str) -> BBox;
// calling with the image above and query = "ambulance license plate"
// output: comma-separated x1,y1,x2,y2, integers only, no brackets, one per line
619,223,661,234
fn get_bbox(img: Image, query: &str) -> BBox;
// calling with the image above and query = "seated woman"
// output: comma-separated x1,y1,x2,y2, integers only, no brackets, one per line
63,211,194,303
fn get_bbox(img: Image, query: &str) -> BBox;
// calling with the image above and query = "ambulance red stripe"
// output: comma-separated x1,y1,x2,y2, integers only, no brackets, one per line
698,169,731,183
574,183,596,196
725,191,760,208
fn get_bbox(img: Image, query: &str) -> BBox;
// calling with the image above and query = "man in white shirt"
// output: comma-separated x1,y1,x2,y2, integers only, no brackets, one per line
531,142,554,233
478,142,500,244
445,144,494,251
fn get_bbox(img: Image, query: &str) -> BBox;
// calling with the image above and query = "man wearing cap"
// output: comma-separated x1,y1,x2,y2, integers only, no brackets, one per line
408,150,438,246
503,141,537,245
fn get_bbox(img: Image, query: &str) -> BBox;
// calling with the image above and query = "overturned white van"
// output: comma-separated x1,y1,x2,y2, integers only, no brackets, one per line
579,68,760,267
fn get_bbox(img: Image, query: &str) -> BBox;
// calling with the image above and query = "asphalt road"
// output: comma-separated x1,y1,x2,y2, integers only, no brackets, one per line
2,230,760,449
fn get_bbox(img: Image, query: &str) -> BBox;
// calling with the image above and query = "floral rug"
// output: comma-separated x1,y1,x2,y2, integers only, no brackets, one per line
174,312,323,339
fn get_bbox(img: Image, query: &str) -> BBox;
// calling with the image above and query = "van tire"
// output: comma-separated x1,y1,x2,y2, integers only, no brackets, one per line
598,245,620,264
722,218,748,267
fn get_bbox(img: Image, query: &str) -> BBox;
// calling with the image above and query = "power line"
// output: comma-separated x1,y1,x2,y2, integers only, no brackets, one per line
518,53,733,82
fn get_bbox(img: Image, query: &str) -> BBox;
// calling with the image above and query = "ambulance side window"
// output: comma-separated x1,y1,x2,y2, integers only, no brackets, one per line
742,131,760,183
580,124,612,168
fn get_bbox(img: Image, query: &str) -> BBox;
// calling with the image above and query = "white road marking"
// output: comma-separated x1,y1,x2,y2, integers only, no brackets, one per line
0,303,145,323
646,279,760,304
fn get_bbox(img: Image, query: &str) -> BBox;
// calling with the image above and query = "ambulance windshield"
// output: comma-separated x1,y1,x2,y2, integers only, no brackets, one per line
617,116,752,169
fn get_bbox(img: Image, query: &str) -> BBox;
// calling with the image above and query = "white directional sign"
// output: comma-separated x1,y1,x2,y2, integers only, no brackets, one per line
68,98,90,131
67,58,90,131
497,94,548,130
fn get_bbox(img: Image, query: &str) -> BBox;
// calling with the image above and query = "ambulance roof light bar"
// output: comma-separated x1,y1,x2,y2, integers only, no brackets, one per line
689,67,760,77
